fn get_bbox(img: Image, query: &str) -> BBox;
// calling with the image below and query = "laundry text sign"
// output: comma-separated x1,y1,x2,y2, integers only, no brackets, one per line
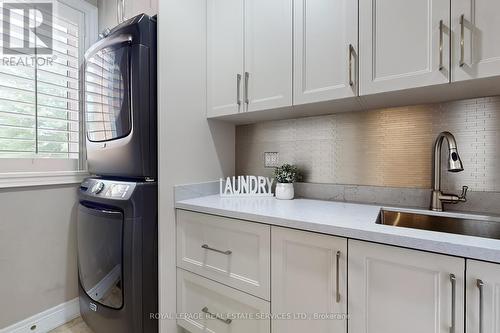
220,176,274,197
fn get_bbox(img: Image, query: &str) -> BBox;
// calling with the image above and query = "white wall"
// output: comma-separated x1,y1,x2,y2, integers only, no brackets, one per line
157,0,235,332
0,0,96,328
0,185,80,329
96,0,117,32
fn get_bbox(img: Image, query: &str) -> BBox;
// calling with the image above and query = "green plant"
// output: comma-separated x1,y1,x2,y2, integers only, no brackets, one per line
274,164,302,183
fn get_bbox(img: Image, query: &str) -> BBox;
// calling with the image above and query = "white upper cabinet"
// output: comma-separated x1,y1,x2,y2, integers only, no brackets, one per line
349,240,465,333
207,0,292,117
207,0,245,117
294,0,358,104
359,0,450,95
466,260,500,333
272,227,347,333
244,0,292,112
452,0,500,81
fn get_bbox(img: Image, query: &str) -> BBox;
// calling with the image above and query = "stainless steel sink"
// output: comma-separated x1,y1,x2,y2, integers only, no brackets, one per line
378,210,500,240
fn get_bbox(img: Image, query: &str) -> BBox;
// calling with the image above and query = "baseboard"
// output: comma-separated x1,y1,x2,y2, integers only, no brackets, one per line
0,298,80,333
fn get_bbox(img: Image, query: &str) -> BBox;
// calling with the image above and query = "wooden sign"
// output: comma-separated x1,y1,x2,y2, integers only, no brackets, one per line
220,176,274,197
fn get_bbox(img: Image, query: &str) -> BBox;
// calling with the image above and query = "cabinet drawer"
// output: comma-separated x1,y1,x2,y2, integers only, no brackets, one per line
176,210,270,300
177,269,270,333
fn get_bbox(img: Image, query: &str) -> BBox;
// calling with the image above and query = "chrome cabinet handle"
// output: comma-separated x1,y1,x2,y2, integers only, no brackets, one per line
236,74,242,107
336,251,341,303
450,274,456,333
439,20,444,71
244,72,250,105
201,244,232,255
348,44,355,86
460,14,465,67
477,279,484,333
202,307,232,325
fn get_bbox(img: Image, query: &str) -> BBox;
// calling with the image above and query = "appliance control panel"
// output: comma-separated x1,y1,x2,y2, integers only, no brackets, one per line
80,178,137,200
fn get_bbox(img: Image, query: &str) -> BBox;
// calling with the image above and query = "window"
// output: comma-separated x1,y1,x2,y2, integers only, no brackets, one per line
0,0,97,175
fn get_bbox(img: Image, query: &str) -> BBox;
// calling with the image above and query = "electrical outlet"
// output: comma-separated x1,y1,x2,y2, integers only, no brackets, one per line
264,152,279,168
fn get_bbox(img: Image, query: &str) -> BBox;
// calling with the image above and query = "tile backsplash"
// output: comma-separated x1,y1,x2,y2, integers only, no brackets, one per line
236,96,500,192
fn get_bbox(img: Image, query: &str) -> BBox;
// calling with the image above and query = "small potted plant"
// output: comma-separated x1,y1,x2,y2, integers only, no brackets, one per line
274,164,301,200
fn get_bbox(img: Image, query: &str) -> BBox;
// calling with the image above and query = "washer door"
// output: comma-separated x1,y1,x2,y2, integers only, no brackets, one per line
77,204,123,309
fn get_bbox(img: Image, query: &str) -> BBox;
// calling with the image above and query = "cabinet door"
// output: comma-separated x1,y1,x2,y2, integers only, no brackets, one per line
294,0,358,104
452,0,500,81
466,260,500,333
272,227,347,333
349,240,465,333
359,0,450,95
207,0,244,117
244,0,292,112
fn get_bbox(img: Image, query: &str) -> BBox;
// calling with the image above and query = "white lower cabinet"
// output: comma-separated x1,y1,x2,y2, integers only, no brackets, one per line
348,240,465,333
466,260,500,333
175,210,500,333
176,269,270,333
271,227,347,333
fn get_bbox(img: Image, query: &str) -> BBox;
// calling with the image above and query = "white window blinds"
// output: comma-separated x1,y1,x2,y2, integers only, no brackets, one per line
0,2,82,163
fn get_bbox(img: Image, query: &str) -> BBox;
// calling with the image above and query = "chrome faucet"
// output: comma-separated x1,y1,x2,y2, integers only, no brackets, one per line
431,131,468,211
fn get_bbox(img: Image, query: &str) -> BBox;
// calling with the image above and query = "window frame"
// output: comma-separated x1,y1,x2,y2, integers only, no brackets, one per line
0,0,98,187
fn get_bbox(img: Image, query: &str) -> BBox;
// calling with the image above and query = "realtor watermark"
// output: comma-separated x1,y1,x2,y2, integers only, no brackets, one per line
1,1,56,66
1,54,54,66
149,312,349,321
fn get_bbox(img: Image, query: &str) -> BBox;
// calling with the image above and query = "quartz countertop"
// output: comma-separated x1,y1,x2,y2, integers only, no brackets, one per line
175,195,500,263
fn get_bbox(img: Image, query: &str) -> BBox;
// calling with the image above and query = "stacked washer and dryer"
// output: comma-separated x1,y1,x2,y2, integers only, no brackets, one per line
77,14,158,333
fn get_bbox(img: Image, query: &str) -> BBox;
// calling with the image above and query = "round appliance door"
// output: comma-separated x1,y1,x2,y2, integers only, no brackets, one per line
77,204,124,309
85,43,131,142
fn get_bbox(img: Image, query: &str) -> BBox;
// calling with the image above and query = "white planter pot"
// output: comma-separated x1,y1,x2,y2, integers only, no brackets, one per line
275,183,294,200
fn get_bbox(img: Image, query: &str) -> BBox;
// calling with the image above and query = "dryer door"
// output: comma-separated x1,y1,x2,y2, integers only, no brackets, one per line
77,204,124,309
85,42,131,143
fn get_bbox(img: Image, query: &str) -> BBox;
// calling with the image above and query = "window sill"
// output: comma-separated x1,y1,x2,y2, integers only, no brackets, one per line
0,171,89,189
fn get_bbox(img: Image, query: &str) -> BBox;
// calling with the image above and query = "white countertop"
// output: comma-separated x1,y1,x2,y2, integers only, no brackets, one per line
175,195,500,263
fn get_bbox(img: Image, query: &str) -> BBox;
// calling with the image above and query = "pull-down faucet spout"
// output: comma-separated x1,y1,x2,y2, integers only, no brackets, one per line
431,132,468,211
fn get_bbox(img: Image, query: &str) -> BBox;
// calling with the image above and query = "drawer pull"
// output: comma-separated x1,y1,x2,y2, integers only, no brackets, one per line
477,279,484,333
201,244,232,255
450,274,456,333
336,250,341,303
202,306,232,325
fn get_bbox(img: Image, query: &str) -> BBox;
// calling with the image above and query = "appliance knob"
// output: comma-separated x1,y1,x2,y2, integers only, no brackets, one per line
92,182,105,194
